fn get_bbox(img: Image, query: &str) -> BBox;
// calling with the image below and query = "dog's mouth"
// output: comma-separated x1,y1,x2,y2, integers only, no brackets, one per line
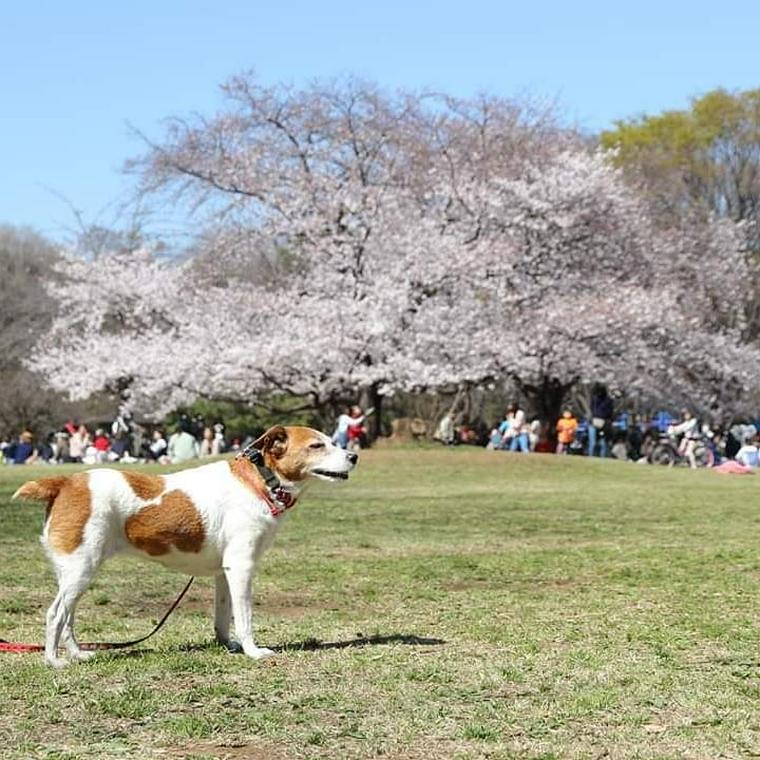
311,469,350,481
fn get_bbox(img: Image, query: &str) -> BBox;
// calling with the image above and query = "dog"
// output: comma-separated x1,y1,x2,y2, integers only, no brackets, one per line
12,425,357,667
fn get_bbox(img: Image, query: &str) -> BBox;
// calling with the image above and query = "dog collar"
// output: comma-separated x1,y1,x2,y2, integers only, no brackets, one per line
237,446,297,518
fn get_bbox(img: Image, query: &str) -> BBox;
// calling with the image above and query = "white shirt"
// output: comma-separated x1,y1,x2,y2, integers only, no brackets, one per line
671,417,699,438
736,444,759,468
336,414,364,434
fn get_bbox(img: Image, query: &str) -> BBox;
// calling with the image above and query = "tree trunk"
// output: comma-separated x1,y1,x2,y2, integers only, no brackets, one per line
519,377,574,444
359,384,383,441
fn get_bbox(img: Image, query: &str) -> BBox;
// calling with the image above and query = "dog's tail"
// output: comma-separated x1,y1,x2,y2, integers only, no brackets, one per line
12,476,69,506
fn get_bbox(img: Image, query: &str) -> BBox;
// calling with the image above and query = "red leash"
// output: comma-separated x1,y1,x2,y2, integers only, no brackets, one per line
0,640,44,654
0,576,194,655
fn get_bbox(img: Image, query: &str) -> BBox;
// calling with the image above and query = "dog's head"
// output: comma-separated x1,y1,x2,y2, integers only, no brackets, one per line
252,425,358,483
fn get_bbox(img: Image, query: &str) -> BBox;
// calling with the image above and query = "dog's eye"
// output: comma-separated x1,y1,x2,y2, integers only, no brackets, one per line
309,441,326,450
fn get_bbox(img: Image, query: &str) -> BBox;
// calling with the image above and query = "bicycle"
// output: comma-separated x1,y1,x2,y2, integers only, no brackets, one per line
650,429,714,468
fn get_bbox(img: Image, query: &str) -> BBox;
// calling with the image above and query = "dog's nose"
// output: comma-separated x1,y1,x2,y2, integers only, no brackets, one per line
347,451,358,465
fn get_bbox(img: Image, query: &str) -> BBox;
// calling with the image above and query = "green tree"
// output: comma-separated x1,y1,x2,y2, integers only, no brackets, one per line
601,88,760,227
602,88,760,338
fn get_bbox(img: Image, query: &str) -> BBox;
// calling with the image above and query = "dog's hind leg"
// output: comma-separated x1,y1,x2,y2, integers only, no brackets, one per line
45,554,101,667
61,606,97,663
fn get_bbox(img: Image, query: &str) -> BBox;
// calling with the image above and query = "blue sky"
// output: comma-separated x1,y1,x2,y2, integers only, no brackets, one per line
2,1,758,240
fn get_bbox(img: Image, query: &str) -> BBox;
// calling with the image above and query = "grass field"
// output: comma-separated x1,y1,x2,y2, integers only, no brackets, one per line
0,449,758,759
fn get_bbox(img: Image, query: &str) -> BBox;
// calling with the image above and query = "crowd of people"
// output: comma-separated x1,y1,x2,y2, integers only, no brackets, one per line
1,404,377,468
1,405,377,467
3,389,758,473
0,414,231,467
466,407,759,469
438,384,760,472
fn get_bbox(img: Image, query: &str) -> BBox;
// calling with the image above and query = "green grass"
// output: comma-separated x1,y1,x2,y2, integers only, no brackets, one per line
0,450,758,759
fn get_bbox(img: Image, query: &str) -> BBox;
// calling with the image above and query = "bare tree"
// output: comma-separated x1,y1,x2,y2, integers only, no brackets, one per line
0,226,63,433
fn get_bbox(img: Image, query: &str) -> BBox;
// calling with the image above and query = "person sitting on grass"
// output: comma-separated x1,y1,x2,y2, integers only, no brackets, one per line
434,412,456,445
10,430,38,465
735,434,759,468
714,433,759,474
162,422,200,464
93,429,111,462
503,403,530,453
67,424,90,463
199,426,221,457
486,427,503,450
148,429,167,461
496,411,512,449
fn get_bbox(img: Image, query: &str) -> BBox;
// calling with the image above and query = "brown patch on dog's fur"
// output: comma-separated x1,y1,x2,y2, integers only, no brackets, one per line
124,490,205,556
228,457,268,499
121,471,165,501
46,474,92,554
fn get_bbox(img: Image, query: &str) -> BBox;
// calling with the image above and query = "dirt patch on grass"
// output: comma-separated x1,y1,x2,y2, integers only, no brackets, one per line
258,591,337,620
130,587,339,621
161,739,293,759
443,576,583,592
443,579,497,592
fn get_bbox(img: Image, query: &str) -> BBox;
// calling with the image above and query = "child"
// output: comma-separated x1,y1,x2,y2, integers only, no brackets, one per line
556,410,578,454
486,427,503,450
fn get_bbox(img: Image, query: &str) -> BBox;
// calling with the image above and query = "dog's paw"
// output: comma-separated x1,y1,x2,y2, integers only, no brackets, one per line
70,649,97,663
245,646,275,661
45,656,70,669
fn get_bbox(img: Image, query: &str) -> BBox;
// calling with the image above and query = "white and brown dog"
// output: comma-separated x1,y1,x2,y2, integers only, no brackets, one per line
13,425,357,667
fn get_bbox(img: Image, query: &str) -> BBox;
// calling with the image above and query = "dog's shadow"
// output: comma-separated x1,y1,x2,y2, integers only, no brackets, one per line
93,633,445,661
275,633,446,652
172,632,446,655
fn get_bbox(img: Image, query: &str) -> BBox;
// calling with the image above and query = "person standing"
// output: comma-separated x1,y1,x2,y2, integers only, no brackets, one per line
346,406,370,451
332,407,354,449
332,406,371,449
555,410,578,454
588,385,614,457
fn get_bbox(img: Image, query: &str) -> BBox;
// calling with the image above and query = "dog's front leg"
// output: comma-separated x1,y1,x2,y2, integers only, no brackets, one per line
223,562,274,660
214,573,241,653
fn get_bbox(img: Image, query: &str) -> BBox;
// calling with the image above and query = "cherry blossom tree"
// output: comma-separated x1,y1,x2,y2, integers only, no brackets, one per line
122,80,559,427
30,76,760,428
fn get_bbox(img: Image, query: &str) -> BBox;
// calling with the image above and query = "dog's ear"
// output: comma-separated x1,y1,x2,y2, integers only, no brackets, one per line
253,425,288,459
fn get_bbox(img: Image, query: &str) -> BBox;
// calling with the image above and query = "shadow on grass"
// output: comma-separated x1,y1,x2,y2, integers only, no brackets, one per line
172,632,446,654
275,633,446,651
77,633,446,661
